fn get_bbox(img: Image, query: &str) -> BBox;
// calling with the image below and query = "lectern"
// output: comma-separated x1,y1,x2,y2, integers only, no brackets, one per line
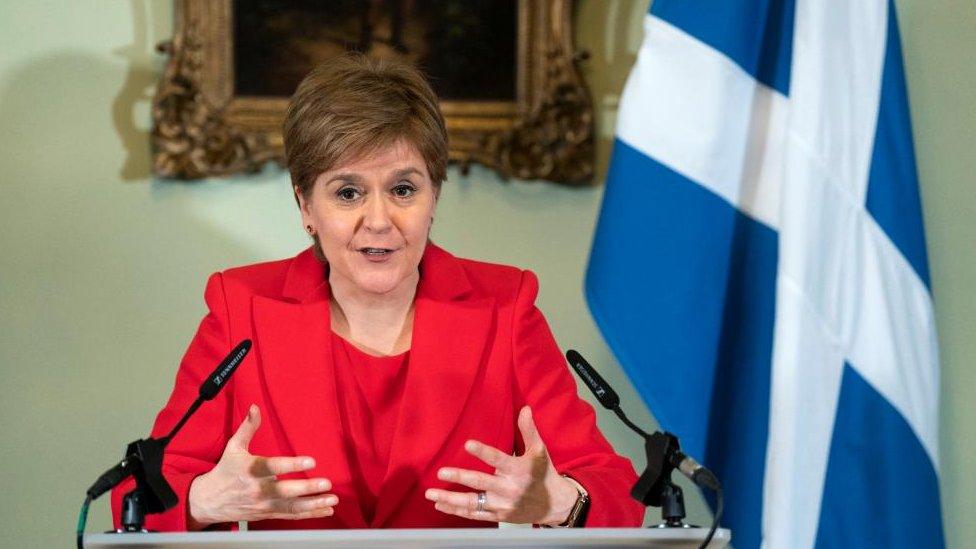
85,527,730,548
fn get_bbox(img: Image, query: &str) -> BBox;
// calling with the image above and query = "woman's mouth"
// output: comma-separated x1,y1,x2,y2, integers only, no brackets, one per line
360,247,393,255
358,247,397,261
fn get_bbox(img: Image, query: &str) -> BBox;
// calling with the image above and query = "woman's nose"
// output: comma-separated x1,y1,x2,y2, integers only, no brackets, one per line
362,194,393,233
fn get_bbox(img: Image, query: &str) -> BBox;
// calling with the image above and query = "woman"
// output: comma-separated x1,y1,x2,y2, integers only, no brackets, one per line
112,54,644,529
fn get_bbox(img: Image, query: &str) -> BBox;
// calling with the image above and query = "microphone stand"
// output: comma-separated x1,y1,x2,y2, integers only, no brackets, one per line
616,414,724,548
605,408,689,525
115,439,173,532
631,431,693,528
113,409,196,532
82,393,209,535
78,340,251,548
116,397,205,531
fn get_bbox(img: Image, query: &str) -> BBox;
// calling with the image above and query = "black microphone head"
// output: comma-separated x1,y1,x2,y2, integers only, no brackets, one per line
565,349,620,410
199,340,252,400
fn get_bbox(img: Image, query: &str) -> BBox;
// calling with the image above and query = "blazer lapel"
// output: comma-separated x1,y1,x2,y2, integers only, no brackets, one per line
251,250,367,528
371,245,496,526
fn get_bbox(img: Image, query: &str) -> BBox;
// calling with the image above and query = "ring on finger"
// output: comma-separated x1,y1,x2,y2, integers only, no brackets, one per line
476,491,487,513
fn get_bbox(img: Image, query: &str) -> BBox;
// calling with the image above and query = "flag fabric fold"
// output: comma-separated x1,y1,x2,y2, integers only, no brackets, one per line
585,1,944,547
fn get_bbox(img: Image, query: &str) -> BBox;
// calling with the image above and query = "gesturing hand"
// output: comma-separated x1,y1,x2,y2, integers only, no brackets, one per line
424,406,580,525
187,405,338,528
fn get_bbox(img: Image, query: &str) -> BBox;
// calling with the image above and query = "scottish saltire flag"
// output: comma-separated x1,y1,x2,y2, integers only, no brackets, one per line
585,1,944,547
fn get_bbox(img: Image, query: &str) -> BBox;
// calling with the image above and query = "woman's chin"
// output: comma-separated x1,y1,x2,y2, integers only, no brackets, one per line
351,273,407,296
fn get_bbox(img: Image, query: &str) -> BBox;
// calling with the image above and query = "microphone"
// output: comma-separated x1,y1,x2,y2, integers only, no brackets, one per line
199,340,251,401
564,349,720,491
79,340,253,547
565,349,619,409
566,349,650,439
565,349,724,547
85,340,252,501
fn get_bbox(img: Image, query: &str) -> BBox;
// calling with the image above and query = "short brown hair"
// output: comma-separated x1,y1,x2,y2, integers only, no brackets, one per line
284,54,448,199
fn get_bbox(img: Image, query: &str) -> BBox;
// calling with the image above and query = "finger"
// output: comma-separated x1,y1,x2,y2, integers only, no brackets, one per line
437,467,501,493
282,507,335,520
433,501,498,523
516,406,544,453
268,494,338,519
464,440,513,470
424,488,491,513
250,455,317,478
284,506,336,521
268,478,333,499
227,404,261,451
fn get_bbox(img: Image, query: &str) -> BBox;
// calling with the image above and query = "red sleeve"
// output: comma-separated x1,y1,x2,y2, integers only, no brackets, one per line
511,270,646,527
111,273,236,531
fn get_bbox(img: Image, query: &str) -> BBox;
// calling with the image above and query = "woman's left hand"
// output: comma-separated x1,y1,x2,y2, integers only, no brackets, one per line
424,406,581,525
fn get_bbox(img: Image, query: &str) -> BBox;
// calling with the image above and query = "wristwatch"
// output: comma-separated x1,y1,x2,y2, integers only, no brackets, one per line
549,475,590,528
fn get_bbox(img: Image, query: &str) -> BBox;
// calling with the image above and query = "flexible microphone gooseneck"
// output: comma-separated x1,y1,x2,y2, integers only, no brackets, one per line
78,340,252,549
565,349,723,549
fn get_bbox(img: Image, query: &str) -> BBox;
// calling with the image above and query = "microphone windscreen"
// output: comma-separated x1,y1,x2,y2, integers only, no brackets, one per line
199,340,252,401
566,349,620,409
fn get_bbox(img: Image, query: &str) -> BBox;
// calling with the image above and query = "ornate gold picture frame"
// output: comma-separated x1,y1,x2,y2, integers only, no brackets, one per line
152,0,594,185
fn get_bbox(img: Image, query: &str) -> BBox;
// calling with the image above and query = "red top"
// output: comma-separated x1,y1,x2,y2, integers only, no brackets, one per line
111,244,645,530
330,332,409,525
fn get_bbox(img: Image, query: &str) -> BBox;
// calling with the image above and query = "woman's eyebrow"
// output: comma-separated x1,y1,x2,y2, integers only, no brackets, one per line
326,173,364,186
392,167,423,179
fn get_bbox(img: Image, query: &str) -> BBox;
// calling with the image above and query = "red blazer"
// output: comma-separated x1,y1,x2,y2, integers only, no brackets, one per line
112,244,645,530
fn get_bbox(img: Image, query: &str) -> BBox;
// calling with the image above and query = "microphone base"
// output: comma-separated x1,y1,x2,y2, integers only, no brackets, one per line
119,488,147,533
658,479,688,527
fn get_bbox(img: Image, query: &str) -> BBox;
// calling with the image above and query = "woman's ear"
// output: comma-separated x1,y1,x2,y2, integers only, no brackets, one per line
294,185,314,233
294,185,309,212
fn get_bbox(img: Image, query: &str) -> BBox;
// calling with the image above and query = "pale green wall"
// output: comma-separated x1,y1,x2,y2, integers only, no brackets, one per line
0,1,971,548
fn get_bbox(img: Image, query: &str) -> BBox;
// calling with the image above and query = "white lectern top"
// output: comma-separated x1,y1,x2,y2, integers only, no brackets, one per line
85,527,730,548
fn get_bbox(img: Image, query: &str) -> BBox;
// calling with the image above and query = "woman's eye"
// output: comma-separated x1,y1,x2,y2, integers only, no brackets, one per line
336,187,361,201
392,183,416,198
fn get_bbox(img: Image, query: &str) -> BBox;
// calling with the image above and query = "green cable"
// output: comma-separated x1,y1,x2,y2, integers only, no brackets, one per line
76,495,91,549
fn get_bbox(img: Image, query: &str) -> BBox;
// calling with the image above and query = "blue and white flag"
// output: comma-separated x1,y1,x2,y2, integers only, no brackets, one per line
585,1,944,547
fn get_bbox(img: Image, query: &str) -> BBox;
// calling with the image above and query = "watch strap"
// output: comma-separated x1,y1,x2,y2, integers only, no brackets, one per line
552,475,589,528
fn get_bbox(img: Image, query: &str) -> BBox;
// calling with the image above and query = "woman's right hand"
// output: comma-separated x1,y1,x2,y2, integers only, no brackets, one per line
187,404,338,528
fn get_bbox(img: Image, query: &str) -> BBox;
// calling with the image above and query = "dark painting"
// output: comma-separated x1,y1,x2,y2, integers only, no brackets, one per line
234,0,518,101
